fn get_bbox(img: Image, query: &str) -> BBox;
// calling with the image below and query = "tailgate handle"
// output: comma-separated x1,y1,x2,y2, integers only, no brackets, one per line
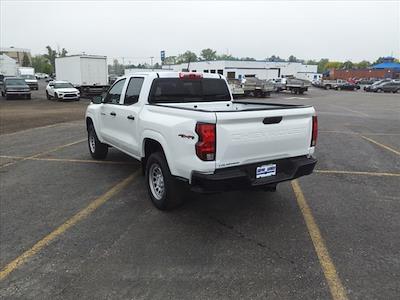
263,116,282,124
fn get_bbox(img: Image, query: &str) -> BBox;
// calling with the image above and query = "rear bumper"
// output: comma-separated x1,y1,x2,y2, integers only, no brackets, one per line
191,155,317,193
5,91,31,95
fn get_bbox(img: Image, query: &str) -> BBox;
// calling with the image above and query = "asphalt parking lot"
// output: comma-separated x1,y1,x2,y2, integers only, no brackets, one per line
0,87,399,299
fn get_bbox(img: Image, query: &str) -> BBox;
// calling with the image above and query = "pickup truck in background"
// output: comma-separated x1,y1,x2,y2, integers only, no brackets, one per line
242,77,275,97
86,72,318,210
285,77,311,94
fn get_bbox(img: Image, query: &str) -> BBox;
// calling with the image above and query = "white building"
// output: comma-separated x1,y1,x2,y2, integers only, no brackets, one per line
163,60,319,81
0,54,18,76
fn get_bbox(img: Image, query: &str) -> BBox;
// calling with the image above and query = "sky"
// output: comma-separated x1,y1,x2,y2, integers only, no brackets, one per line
1,0,399,65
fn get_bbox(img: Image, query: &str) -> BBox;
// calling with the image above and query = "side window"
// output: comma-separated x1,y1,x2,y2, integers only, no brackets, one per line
104,79,126,104
124,77,144,105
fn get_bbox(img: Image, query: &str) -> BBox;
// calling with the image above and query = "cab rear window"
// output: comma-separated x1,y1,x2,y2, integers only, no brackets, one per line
149,78,231,103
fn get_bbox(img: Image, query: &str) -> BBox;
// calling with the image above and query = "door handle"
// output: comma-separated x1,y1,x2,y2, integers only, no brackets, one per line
110,112,116,116
101,112,106,115
127,115,135,120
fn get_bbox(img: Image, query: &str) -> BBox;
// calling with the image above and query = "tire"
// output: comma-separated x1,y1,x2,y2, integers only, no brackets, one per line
46,91,51,100
377,88,382,93
54,93,59,101
145,152,185,210
75,97,80,101
88,125,108,159
26,94,31,100
337,87,341,91
5,94,10,100
325,85,331,90
394,89,399,94
1,91,4,97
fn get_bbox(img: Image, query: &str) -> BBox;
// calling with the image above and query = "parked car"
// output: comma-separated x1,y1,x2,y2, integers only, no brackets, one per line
46,81,80,101
369,81,400,93
356,78,376,85
1,77,31,100
334,82,360,91
20,74,38,90
86,72,318,210
364,79,393,92
35,73,49,79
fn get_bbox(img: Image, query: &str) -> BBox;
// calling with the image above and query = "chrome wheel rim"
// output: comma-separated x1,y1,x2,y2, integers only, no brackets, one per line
149,163,165,200
89,133,96,153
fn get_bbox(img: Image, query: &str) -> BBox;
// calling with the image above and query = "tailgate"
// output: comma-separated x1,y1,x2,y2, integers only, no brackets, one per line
215,107,315,168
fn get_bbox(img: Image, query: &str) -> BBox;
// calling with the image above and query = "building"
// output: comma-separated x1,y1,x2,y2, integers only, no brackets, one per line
329,58,400,80
0,54,18,76
162,60,319,81
0,47,32,66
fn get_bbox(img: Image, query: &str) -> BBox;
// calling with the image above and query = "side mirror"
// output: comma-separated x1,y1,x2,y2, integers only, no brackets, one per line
92,95,103,104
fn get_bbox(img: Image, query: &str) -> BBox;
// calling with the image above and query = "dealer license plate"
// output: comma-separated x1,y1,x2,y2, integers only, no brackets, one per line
256,164,276,179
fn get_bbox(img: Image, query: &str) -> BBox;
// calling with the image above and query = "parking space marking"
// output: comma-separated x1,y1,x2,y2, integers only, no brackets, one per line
291,180,348,300
315,170,400,177
0,155,136,165
0,138,86,169
328,104,370,118
0,171,140,281
320,130,400,136
0,121,81,138
360,135,400,156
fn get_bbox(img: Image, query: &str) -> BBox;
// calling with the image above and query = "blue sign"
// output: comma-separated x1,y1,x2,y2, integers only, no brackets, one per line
160,50,165,62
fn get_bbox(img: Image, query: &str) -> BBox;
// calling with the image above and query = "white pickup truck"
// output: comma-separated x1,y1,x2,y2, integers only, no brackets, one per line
86,72,318,210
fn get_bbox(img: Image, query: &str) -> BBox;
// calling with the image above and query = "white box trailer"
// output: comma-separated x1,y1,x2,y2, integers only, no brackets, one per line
55,55,109,96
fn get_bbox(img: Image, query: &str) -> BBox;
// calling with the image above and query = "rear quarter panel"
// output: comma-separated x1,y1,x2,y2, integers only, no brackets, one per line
139,105,217,181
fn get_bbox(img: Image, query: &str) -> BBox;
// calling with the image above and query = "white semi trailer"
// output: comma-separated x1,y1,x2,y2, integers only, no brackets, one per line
55,55,109,96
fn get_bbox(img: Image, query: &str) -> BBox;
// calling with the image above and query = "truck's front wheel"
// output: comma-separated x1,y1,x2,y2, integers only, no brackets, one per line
145,152,185,210
88,125,108,159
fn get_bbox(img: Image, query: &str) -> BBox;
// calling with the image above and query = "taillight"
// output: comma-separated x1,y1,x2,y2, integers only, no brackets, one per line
179,72,203,80
195,123,216,161
311,116,318,147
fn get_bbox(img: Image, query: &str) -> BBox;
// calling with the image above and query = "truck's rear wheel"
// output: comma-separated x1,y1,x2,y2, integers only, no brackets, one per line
88,125,108,159
145,152,185,210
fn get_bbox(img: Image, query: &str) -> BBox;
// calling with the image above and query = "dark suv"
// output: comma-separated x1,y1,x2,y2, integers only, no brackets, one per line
1,77,31,100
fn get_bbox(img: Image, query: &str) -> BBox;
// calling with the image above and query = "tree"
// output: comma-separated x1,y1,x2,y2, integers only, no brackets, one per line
163,56,177,65
355,60,370,69
342,60,354,70
31,55,52,74
176,51,198,64
200,48,217,61
325,61,344,70
317,58,329,73
22,53,31,67
59,48,68,57
373,57,387,65
216,54,238,61
267,55,285,62
43,46,57,72
306,60,318,65
288,55,297,62
240,57,256,61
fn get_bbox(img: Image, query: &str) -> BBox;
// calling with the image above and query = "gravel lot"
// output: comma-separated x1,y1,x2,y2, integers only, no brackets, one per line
0,87,399,299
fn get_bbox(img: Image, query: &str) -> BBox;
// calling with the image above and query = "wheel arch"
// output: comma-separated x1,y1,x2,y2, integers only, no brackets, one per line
140,131,176,176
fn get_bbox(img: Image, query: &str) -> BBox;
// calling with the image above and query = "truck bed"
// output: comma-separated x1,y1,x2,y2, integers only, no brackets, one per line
154,101,309,112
